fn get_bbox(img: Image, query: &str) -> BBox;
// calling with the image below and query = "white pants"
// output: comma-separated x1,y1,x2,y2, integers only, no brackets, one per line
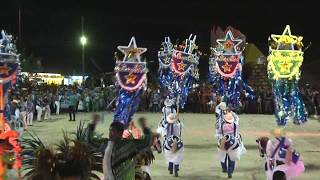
27,112,33,125
44,105,51,120
55,101,60,115
36,105,42,121
20,111,27,126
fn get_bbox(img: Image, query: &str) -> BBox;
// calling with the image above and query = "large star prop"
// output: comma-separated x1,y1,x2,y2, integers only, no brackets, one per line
271,25,302,50
216,30,242,55
117,37,147,62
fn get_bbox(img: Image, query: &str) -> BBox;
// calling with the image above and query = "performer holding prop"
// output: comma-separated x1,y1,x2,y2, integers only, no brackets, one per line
210,27,249,178
216,106,245,178
157,35,200,177
162,113,184,177
157,97,176,137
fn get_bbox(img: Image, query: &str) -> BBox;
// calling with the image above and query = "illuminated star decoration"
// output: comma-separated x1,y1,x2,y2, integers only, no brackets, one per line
117,37,147,62
279,60,293,73
222,62,232,72
177,62,186,71
125,73,137,85
0,64,10,75
271,25,302,50
217,30,242,55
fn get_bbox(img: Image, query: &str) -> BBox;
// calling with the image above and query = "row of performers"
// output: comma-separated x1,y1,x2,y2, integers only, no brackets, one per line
102,99,305,180
214,101,305,179
155,98,305,179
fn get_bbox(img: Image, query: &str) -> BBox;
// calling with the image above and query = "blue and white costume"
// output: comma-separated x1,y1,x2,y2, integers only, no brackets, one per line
216,111,245,178
157,98,176,136
160,113,184,176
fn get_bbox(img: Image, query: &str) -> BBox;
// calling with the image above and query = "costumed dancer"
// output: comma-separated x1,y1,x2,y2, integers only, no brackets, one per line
123,118,161,180
266,128,304,180
157,97,176,136
103,120,159,180
267,25,308,126
161,113,184,177
209,27,250,178
0,30,22,179
216,109,245,178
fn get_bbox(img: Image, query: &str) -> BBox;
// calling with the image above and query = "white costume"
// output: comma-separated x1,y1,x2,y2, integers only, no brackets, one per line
216,119,245,162
216,111,246,178
157,98,176,136
160,113,184,176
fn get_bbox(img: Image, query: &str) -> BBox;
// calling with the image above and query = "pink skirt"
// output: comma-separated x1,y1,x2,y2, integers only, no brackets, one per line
274,160,305,178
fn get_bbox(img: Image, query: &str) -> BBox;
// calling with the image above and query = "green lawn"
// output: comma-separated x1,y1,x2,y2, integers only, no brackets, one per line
24,112,320,180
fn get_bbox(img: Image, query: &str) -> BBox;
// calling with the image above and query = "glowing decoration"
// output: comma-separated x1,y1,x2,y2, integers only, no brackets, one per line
0,30,22,179
209,27,254,108
267,25,307,126
114,37,148,127
158,35,199,108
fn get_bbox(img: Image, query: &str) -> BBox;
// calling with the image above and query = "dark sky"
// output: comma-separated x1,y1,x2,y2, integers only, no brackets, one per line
1,0,319,76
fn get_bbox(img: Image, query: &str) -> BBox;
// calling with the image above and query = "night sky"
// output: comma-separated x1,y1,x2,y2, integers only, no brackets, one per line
2,0,319,77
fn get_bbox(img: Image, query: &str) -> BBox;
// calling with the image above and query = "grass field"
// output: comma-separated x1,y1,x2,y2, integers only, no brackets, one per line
24,112,320,180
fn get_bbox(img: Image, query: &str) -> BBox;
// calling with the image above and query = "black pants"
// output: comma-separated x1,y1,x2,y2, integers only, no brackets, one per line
69,105,75,121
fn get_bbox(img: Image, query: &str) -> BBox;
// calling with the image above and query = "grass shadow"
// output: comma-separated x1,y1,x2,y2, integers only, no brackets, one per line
305,163,320,171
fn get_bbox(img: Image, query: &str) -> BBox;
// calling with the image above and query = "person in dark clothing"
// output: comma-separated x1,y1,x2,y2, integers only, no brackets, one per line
86,114,100,144
68,93,77,121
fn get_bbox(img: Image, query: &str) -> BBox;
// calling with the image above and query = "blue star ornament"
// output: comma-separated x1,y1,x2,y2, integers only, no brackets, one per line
216,30,242,55
117,37,147,62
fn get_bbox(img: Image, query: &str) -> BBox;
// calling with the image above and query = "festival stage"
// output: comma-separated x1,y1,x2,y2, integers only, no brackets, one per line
24,112,320,180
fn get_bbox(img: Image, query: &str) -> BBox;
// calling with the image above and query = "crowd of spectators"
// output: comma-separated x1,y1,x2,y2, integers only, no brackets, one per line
7,78,320,132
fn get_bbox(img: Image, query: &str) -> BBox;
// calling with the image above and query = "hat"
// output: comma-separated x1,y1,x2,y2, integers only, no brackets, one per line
12,99,20,104
167,113,177,124
164,98,173,107
270,128,286,137
223,112,234,123
219,102,227,111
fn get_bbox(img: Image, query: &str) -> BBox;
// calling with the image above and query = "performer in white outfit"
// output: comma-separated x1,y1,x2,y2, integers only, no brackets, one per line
54,94,61,115
157,97,176,136
20,99,27,129
216,109,245,178
26,98,34,126
162,113,184,177
35,99,43,122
